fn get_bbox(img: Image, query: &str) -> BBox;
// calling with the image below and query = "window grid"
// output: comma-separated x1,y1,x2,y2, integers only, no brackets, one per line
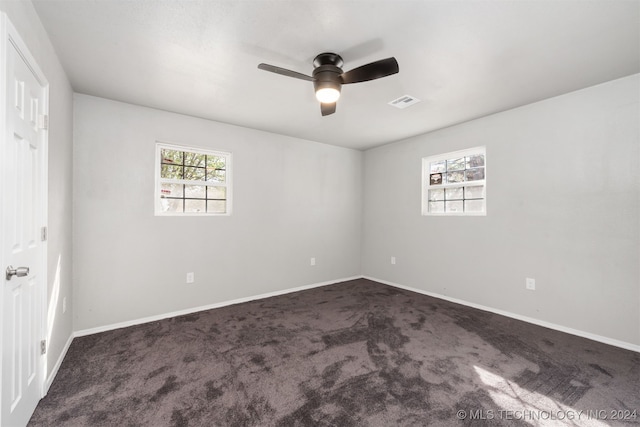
422,147,486,216
156,143,231,216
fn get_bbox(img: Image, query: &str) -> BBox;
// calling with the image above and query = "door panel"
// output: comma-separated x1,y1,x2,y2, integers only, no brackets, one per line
2,21,47,427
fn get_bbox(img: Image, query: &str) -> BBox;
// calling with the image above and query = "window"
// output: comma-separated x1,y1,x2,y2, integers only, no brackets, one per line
422,147,486,216
155,142,231,215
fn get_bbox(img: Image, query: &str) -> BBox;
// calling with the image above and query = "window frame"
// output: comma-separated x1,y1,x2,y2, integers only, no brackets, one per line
154,141,232,216
421,146,486,217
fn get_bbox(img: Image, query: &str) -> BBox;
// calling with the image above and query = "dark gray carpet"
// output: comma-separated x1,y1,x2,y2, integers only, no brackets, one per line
29,279,639,426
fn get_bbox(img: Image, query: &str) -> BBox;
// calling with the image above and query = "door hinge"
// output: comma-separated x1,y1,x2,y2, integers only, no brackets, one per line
38,114,49,130
41,226,47,241
40,340,47,355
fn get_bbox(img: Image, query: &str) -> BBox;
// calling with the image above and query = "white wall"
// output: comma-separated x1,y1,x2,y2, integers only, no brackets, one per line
73,94,362,331
0,1,74,382
362,75,640,347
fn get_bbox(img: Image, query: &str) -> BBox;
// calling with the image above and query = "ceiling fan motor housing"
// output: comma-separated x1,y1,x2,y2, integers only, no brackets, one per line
312,53,344,95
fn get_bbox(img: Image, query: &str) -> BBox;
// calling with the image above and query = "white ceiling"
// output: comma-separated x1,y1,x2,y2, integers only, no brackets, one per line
33,0,639,150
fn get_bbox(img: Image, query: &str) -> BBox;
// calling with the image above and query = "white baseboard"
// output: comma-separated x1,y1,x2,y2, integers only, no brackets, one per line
74,276,362,338
72,274,639,354
44,332,74,395
363,276,640,353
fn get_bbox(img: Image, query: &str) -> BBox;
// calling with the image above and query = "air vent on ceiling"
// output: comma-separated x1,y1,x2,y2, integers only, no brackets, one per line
388,95,420,109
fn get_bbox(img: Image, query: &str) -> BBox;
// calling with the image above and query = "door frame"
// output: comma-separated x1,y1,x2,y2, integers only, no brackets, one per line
0,11,49,421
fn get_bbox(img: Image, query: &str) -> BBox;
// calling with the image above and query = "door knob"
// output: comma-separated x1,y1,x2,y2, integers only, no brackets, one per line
5,266,29,280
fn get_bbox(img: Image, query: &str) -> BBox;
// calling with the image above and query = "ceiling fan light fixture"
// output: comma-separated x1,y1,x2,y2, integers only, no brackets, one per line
315,87,341,103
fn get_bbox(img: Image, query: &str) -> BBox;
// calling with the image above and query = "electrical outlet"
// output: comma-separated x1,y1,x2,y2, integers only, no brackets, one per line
186,272,195,284
62,297,67,313
526,277,536,291
391,256,396,265
310,257,316,266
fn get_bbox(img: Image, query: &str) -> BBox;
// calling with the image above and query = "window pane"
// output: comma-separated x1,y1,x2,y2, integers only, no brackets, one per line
206,156,226,169
466,154,485,168
465,200,485,213
157,144,231,216
445,201,464,212
160,198,183,213
429,173,443,185
446,171,464,183
184,152,206,167
206,169,226,183
185,199,206,213
465,185,485,199
185,185,206,199
207,186,226,200
430,161,445,174
428,201,444,213
161,165,183,180
422,148,485,217
465,167,485,181
428,189,444,201
184,167,205,181
161,149,183,165
447,157,465,171
207,200,227,214
160,183,183,198
445,187,464,200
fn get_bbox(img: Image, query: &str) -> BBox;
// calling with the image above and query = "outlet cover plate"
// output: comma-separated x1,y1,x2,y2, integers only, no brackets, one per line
526,277,535,290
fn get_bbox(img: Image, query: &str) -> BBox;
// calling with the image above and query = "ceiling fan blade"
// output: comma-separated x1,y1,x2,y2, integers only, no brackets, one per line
340,57,399,84
258,63,315,82
321,102,336,116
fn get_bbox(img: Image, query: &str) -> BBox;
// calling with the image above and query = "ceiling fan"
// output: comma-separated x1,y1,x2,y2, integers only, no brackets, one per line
258,52,399,116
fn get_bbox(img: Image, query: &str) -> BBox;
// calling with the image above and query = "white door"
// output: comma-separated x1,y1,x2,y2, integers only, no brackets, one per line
1,14,48,427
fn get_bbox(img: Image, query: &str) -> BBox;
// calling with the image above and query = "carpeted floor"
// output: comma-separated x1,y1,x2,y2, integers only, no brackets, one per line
29,279,639,426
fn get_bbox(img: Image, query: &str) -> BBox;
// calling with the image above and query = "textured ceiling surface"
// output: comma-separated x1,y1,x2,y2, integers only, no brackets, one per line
33,0,640,150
